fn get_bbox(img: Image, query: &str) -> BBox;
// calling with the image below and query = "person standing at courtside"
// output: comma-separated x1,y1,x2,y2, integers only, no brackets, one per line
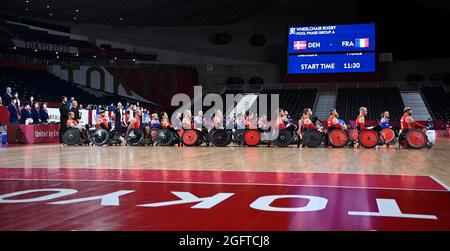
59,96,69,143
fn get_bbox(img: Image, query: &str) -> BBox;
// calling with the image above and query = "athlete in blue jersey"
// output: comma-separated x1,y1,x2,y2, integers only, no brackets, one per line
379,111,390,129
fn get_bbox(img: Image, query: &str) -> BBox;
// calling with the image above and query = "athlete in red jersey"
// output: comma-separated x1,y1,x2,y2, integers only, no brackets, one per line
400,107,427,131
327,108,346,130
128,110,141,131
399,107,428,148
67,111,89,143
182,110,193,130
301,108,318,131
96,110,109,130
67,111,79,128
355,107,369,131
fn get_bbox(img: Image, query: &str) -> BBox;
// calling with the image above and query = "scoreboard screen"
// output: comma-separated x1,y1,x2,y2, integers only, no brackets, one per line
288,53,375,74
287,23,376,74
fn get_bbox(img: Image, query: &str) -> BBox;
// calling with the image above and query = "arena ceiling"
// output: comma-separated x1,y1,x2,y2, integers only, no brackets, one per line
0,0,272,26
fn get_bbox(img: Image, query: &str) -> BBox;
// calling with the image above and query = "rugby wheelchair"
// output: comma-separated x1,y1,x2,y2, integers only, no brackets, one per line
91,122,123,146
62,126,91,146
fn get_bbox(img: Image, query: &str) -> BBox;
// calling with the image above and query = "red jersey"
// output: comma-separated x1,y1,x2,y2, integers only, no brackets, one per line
327,115,335,128
161,118,172,128
302,115,317,130
96,117,109,129
133,116,141,129
67,118,78,127
355,115,366,130
400,114,409,131
400,114,425,130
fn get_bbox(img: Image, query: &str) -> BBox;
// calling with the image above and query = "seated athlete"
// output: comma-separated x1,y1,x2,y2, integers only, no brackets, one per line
96,110,110,130
327,108,347,130
212,110,224,129
182,110,193,130
128,110,142,132
301,108,319,131
235,113,245,130
150,113,161,129
400,106,427,132
372,111,391,132
399,107,428,148
172,112,182,130
67,111,89,143
380,111,391,129
245,112,257,129
160,112,171,128
257,115,270,131
355,107,371,132
194,111,204,131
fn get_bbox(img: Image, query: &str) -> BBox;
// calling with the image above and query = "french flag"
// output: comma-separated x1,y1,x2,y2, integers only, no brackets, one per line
355,38,369,48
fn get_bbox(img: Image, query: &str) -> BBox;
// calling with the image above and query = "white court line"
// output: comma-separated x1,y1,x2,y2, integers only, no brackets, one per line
0,178,448,193
429,176,450,191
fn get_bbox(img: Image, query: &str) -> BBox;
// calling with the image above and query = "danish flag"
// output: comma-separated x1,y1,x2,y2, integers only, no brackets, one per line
294,40,307,50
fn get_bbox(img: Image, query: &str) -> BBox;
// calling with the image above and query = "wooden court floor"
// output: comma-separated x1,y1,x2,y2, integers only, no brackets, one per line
1,138,449,186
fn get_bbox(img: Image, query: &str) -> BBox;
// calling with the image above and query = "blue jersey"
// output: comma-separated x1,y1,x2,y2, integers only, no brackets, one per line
380,117,390,129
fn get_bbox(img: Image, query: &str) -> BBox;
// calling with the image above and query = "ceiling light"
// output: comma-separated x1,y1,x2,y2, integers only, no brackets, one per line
75,53,79,57
132,58,136,62
76,9,79,13
34,49,38,52
55,51,58,55
49,13,53,16
120,17,123,21
46,5,50,9
114,57,117,60
93,55,97,58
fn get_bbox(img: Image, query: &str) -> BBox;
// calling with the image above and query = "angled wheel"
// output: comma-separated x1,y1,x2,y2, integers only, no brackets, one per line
156,128,175,146
302,129,322,147
406,129,427,149
127,128,144,146
380,128,396,144
328,129,349,148
359,130,378,148
275,130,292,147
63,128,80,146
182,129,200,146
211,129,231,147
92,129,109,146
243,129,261,146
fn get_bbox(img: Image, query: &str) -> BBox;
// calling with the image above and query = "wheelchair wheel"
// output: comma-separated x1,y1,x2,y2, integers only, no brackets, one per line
302,129,322,148
127,128,144,146
328,129,349,148
274,130,292,147
182,129,200,146
211,129,231,147
63,128,80,146
406,129,427,149
92,129,109,146
243,129,261,146
359,130,378,148
157,128,175,146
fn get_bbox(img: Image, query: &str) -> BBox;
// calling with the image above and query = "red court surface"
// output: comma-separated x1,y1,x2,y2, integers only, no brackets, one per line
0,168,449,231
